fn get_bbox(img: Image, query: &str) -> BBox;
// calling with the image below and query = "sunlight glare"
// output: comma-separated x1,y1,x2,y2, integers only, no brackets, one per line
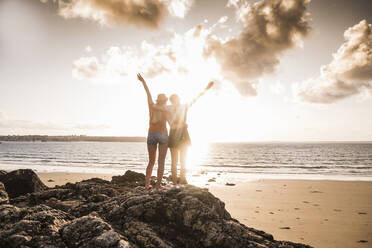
187,136,209,170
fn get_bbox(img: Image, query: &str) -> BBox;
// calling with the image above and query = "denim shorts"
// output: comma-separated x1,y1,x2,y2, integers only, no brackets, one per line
147,131,168,146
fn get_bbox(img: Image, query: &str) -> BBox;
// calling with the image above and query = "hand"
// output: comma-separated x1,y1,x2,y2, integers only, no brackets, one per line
205,81,214,90
137,73,145,83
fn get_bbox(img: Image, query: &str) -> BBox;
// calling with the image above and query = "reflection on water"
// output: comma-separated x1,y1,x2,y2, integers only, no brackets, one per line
186,141,209,173
184,141,210,186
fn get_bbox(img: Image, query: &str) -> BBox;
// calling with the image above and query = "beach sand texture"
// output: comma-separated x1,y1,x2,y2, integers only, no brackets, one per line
39,173,372,248
210,180,372,248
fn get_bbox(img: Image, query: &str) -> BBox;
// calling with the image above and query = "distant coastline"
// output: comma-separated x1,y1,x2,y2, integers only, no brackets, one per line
0,135,146,142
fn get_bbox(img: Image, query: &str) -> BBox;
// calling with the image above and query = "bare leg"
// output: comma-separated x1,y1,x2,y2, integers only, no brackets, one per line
156,143,168,189
145,145,157,189
180,147,188,184
170,148,179,185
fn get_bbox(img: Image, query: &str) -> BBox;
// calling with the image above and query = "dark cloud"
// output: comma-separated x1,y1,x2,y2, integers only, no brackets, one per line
296,20,372,103
205,0,311,96
59,0,166,28
42,0,193,28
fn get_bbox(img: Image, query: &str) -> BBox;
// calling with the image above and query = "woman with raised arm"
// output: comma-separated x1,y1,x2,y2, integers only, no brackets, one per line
168,81,214,185
137,73,169,189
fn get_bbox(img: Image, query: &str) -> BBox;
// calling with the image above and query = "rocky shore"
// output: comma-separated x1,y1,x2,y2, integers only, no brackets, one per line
0,169,311,248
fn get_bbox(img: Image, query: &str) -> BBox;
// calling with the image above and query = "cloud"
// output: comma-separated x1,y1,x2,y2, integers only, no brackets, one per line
71,25,230,102
72,0,311,96
73,44,173,80
73,56,103,79
296,20,372,103
166,0,193,18
226,0,240,8
42,0,193,28
204,0,311,96
72,26,211,81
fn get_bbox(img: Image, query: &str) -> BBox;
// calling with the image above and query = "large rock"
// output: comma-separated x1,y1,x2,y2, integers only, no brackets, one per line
106,186,308,248
0,170,7,177
0,204,72,247
111,170,145,187
0,170,312,248
0,169,48,198
0,182,9,204
60,215,133,248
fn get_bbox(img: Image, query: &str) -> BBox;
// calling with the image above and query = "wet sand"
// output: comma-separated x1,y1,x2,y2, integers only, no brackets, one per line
38,173,372,248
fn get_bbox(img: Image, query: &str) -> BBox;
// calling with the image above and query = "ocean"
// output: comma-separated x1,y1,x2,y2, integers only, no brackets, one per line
1,141,372,183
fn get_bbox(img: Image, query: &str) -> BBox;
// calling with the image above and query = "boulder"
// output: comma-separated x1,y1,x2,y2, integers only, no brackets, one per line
0,182,9,204
111,170,146,187
60,215,133,248
0,169,48,198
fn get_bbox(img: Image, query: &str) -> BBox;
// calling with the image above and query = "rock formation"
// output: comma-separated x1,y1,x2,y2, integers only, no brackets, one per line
0,169,48,198
0,169,312,248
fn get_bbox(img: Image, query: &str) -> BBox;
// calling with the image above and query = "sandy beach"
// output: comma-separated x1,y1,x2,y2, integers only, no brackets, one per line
38,172,372,248
209,180,372,248
38,172,116,187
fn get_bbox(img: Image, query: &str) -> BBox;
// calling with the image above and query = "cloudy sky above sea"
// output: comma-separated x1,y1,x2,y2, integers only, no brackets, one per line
0,0,371,141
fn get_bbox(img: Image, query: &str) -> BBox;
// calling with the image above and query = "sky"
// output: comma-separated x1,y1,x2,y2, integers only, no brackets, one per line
0,0,371,142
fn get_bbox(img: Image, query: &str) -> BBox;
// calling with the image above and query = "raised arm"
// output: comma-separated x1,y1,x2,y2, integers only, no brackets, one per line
187,81,214,108
137,73,154,109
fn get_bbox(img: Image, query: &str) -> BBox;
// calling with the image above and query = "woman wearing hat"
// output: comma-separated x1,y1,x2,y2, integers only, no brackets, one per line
137,73,169,189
